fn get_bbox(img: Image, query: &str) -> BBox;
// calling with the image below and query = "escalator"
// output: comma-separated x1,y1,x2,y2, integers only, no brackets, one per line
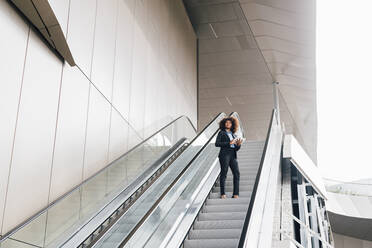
90,113,229,247
0,110,283,248
110,110,282,248
0,116,197,247
184,141,264,248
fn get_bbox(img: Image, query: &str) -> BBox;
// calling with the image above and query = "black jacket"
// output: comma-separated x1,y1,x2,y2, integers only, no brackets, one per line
215,130,241,158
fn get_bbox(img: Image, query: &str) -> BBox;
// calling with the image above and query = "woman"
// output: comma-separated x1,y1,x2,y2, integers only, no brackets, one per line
215,117,242,199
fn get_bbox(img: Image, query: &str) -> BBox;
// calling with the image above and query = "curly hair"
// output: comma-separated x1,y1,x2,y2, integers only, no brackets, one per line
219,117,239,133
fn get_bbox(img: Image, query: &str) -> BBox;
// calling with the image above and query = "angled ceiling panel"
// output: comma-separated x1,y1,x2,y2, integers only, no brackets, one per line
184,0,317,162
10,0,75,66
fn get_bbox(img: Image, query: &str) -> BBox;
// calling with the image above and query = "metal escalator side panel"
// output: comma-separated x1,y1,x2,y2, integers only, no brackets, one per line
129,113,260,248
164,155,220,248
165,141,264,248
91,113,227,248
141,143,222,247
238,109,283,248
56,139,188,248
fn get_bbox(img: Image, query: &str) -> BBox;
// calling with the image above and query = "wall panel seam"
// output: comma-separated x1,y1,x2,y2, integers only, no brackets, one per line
0,27,31,235
76,65,143,145
125,0,136,149
141,0,148,139
81,0,98,184
42,0,73,231
43,62,64,247
126,0,140,144
106,0,120,178
44,0,72,208
89,0,99,79
80,81,91,219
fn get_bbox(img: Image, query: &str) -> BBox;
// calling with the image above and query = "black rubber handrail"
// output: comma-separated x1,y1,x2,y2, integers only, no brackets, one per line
0,115,196,243
238,109,276,248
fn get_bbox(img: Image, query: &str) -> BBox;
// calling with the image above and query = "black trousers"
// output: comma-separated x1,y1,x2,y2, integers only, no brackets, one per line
219,151,240,196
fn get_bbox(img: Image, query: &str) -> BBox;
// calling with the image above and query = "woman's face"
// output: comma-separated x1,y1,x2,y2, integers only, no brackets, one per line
225,120,232,130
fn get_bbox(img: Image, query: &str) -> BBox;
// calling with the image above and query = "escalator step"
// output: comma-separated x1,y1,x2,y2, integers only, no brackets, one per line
216,180,255,186
212,185,253,192
225,175,257,180
198,212,246,221
209,191,251,199
189,228,241,239
193,220,244,230
206,197,250,205
183,141,265,248
203,204,248,213
184,239,239,248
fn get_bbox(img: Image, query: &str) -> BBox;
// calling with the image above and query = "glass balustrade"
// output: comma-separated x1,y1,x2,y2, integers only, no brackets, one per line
0,116,196,248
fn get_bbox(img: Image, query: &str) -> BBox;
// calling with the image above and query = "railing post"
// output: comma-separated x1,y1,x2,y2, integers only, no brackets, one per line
272,81,280,124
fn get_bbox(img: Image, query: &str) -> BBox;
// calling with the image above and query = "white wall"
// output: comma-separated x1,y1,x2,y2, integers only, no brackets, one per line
0,0,196,235
334,233,372,248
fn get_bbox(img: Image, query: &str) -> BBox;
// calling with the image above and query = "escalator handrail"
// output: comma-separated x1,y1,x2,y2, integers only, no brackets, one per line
172,112,243,247
237,109,277,248
0,115,196,243
75,113,226,247
60,139,188,248
141,112,243,248
94,112,227,247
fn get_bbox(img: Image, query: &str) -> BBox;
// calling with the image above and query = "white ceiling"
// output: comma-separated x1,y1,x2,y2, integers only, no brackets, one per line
184,0,316,161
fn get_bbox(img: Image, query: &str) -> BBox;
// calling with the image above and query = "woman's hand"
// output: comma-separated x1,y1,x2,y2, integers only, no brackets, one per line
230,139,237,145
236,138,242,146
